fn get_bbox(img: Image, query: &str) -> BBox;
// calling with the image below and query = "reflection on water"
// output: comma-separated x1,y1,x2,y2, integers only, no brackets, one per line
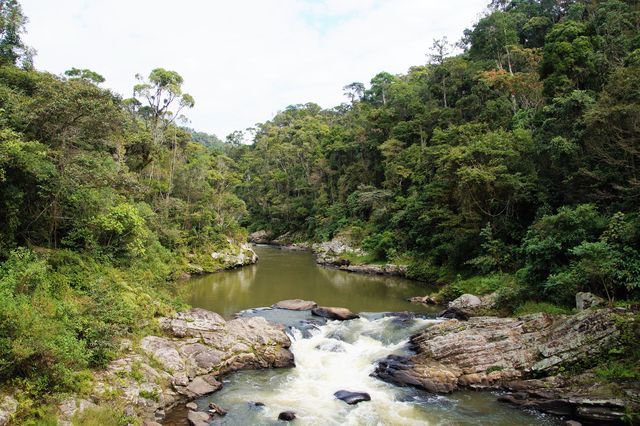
180,246,440,317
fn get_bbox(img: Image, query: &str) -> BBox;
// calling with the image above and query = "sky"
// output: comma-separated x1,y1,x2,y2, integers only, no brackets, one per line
20,0,487,139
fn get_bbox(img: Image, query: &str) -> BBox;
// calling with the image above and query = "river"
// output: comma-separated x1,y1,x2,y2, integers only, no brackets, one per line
172,246,560,425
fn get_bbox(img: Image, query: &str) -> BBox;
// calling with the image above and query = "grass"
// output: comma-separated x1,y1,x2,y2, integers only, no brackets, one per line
72,406,135,426
433,273,516,302
513,301,573,316
595,360,640,381
339,250,385,265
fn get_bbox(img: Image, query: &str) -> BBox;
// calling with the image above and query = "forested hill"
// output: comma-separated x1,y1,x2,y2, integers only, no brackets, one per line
233,0,640,306
0,0,639,422
0,0,246,418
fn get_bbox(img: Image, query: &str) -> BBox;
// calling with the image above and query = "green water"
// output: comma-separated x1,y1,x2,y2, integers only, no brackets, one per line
181,245,439,317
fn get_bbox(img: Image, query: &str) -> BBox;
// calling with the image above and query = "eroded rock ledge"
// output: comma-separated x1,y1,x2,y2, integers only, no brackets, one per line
61,308,293,424
375,307,635,423
313,239,407,277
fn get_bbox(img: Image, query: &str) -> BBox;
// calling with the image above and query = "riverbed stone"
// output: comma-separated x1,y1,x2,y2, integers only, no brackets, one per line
312,306,359,321
273,299,318,310
185,402,197,410
187,410,210,426
334,390,371,405
408,295,438,305
183,376,222,398
448,294,482,310
208,402,227,416
278,411,296,421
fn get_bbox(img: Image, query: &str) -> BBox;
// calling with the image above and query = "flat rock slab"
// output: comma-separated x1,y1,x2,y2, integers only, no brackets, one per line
187,410,210,426
312,307,359,321
334,390,371,405
273,299,318,310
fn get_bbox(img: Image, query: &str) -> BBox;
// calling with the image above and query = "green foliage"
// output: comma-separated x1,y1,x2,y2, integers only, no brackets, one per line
438,273,515,303
362,231,395,261
406,259,441,283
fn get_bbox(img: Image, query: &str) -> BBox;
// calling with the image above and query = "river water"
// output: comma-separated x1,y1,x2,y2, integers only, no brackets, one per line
181,245,440,317
174,246,560,425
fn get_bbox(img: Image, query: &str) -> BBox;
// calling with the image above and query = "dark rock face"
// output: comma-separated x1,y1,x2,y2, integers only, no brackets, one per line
312,307,359,321
334,390,371,405
437,307,469,321
278,411,296,421
248,401,265,409
498,380,627,424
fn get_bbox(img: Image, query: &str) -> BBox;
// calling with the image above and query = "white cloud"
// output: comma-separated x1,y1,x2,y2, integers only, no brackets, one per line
20,0,487,138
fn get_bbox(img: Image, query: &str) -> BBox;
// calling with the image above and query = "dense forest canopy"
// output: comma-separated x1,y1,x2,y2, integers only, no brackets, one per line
233,0,640,306
0,0,638,422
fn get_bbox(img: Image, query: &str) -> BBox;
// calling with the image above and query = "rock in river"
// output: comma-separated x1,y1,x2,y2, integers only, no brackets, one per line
312,306,359,321
187,410,210,426
278,411,296,421
273,299,318,310
334,390,371,405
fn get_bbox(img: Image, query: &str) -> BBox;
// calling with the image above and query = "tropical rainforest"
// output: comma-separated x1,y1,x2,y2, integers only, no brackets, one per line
0,0,639,423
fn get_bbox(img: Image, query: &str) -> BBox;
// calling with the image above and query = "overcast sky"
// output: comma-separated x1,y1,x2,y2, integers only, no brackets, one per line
20,0,487,139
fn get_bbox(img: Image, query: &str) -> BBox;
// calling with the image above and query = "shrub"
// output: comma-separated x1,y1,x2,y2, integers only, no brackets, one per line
362,231,395,261
406,259,440,283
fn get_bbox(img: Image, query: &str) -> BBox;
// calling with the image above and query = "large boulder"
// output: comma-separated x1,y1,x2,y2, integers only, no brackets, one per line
576,292,605,311
312,307,359,321
374,308,627,393
438,293,496,319
90,309,293,422
273,299,318,310
448,294,482,310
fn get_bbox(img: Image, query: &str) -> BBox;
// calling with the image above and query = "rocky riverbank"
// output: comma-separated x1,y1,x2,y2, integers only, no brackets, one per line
374,305,638,424
185,241,259,277
55,308,293,425
249,230,408,277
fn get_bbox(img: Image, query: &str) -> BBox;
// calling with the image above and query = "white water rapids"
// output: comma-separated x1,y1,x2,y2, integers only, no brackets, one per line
193,314,559,426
